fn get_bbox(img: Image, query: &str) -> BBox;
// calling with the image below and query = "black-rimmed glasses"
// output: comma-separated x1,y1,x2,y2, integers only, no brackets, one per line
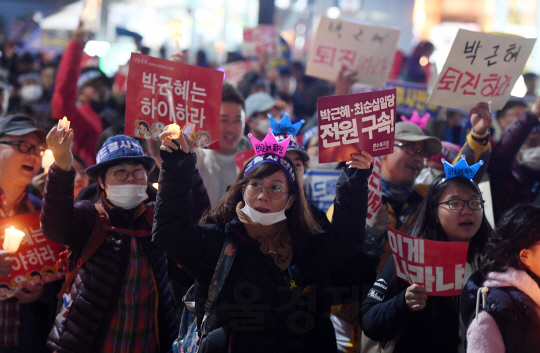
394,142,430,158
0,140,46,157
109,169,147,182
438,199,485,210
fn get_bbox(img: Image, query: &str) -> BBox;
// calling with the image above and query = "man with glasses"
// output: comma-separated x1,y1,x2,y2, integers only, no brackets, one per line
0,114,59,352
41,132,176,352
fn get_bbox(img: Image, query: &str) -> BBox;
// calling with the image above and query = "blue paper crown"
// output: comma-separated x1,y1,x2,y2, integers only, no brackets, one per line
442,154,483,180
269,113,304,137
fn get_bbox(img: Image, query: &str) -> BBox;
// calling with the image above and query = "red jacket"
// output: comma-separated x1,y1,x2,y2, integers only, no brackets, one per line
51,39,103,166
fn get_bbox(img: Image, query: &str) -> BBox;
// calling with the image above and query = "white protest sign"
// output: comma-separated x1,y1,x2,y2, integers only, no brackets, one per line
302,169,341,213
241,25,281,58
366,157,383,227
223,61,255,85
428,29,536,111
306,17,400,86
478,180,495,228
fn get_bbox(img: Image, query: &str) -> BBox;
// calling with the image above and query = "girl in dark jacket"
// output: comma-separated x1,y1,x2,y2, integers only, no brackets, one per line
462,204,540,353
360,170,492,353
153,129,372,353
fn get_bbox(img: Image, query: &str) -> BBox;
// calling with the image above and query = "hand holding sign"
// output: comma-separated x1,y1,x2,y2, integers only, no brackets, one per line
469,102,492,135
405,284,427,311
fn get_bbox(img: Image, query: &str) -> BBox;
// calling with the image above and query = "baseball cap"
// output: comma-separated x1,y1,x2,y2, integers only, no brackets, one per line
245,92,278,118
77,68,110,91
285,139,310,162
394,122,442,157
0,114,47,142
86,135,155,179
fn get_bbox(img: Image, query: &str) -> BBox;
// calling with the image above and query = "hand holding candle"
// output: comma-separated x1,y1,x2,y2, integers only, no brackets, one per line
58,117,70,130
3,226,25,253
165,123,181,139
42,149,55,173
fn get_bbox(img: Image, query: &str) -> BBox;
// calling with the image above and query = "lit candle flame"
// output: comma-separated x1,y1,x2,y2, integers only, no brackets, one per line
3,226,25,253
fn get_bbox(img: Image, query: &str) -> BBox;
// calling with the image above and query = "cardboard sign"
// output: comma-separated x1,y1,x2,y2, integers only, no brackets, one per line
303,169,341,212
428,29,536,111
242,25,281,58
223,60,255,85
387,226,469,297
0,212,64,301
317,89,396,163
366,157,383,228
306,17,400,86
125,53,224,148
235,149,256,170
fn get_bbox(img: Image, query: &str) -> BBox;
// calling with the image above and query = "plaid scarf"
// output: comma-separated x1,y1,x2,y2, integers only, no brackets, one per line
102,238,159,353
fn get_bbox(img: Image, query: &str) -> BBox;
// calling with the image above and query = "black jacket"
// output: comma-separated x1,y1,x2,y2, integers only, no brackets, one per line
153,148,371,353
361,256,461,353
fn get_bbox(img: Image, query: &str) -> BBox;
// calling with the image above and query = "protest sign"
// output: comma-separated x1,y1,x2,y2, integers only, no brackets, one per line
223,60,255,85
478,181,495,228
235,149,256,170
317,88,396,163
303,169,341,212
387,226,469,296
125,53,224,148
306,17,400,86
242,25,281,58
428,29,536,111
366,157,383,228
0,212,64,301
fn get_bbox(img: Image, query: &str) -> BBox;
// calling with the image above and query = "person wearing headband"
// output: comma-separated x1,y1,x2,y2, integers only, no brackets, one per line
360,157,493,353
154,128,373,353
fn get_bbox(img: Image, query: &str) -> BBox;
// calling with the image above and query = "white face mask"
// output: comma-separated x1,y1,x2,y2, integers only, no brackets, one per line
518,147,540,171
240,195,292,226
414,167,444,186
20,84,43,102
254,118,270,135
308,157,340,170
106,184,148,209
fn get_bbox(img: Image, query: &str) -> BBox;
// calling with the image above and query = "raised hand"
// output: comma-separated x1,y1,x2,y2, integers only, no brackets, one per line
159,130,189,154
46,126,74,172
469,102,492,135
345,151,373,170
335,65,357,96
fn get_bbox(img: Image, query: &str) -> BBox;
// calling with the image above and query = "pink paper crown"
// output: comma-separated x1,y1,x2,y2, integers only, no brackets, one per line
248,129,292,158
401,110,431,130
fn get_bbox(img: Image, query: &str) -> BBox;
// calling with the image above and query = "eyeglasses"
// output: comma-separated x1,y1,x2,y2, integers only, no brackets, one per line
394,142,430,158
109,169,147,182
438,199,485,210
0,140,46,157
246,181,288,200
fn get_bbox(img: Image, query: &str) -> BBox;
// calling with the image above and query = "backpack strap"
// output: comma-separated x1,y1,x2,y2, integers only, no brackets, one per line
200,236,237,336
57,203,111,299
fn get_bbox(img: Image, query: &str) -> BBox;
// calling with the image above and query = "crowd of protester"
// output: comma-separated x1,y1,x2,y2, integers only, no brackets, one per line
0,19,539,353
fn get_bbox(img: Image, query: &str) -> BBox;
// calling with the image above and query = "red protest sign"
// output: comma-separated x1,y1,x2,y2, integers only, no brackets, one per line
387,226,469,297
0,212,64,301
317,89,396,163
223,60,255,85
235,149,255,170
125,53,224,148
366,157,383,227
242,25,281,58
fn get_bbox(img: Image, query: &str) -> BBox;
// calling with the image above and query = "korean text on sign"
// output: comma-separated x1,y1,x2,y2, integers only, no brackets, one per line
306,17,400,86
0,212,64,301
125,53,223,148
428,29,536,111
242,25,281,58
387,226,469,297
366,157,383,228
317,88,396,163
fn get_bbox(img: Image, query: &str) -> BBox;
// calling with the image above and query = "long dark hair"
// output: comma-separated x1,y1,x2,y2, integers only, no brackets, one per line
406,175,492,263
482,204,540,275
200,156,322,243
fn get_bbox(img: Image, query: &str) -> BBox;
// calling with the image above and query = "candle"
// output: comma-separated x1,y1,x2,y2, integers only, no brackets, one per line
165,123,181,139
3,226,25,253
58,117,70,130
42,149,55,173
152,183,159,190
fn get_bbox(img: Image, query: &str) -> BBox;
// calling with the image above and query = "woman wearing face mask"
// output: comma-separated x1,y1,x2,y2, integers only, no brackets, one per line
40,126,176,352
360,170,492,353
489,96,540,222
154,129,373,353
